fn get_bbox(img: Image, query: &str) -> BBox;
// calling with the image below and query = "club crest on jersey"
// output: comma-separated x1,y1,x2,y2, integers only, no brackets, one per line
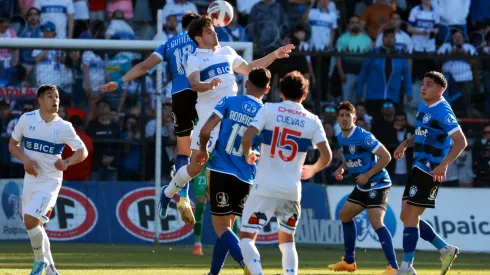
409,186,417,197
29,126,35,131
53,130,60,143
422,113,431,124
349,145,356,154
445,114,457,125
216,98,225,107
242,102,258,115
369,190,377,199
428,186,438,201
364,135,376,147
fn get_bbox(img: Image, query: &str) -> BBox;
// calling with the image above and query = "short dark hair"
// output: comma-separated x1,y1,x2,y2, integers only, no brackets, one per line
0,100,8,108
248,68,271,89
390,11,401,18
37,84,58,98
337,101,356,115
188,16,213,45
95,98,110,107
70,115,84,129
279,71,309,101
395,110,407,118
182,13,201,30
383,27,396,36
424,71,447,89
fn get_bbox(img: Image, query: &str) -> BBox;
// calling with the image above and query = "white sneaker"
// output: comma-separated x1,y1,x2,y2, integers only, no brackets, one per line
396,266,417,275
440,245,459,275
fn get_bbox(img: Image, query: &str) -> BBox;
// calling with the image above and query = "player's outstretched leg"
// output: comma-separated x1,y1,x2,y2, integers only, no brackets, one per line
398,204,424,275
368,208,399,275
25,215,47,275
240,237,263,275
193,168,208,256
328,201,361,272
209,238,229,275
42,227,59,275
419,219,459,275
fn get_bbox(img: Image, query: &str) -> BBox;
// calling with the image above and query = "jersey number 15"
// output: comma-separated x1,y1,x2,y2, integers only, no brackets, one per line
271,126,301,162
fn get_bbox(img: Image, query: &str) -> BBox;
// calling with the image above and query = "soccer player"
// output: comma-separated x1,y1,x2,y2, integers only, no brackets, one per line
157,16,294,222
197,68,271,275
239,71,332,275
8,84,88,275
99,13,203,231
394,71,466,275
328,101,398,275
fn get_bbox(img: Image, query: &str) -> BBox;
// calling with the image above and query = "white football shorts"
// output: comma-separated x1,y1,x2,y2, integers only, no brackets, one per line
22,180,61,224
240,192,301,235
190,101,221,152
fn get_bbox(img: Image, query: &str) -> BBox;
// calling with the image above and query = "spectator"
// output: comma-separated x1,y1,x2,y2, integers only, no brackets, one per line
18,7,42,85
34,0,75,38
73,0,90,38
336,15,373,103
322,102,341,135
355,102,373,129
376,11,414,53
32,22,65,86
0,0,20,14
470,0,490,27
472,124,490,187
78,19,105,39
82,42,106,121
107,0,133,20
302,0,337,51
371,100,398,175
392,111,415,185
361,0,394,39
0,15,19,77
437,29,477,117
19,0,35,15
62,115,94,181
434,0,470,42
86,99,121,181
407,0,440,53
0,100,9,136
236,0,261,26
216,7,248,42
154,14,178,42
124,60,155,112
65,50,84,109
120,114,141,180
105,10,135,40
88,0,106,21
0,65,26,88
104,49,132,112
0,100,10,178
6,101,35,178
357,28,412,118
446,147,473,187
483,44,490,117
355,116,368,130
247,0,289,50
161,0,198,33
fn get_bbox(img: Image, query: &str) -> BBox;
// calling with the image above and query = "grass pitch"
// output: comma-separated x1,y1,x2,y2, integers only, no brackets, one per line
0,242,489,275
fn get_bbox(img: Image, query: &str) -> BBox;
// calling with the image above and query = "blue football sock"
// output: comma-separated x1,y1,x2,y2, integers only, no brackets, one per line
402,227,419,263
419,219,447,250
342,221,356,264
210,238,228,275
175,155,190,198
220,230,245,268
375,227,399,269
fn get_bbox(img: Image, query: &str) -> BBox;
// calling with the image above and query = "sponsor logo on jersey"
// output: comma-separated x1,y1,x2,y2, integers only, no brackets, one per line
242,102,259,115
346,159,363,168
45,187,98,241
445,114,458,125
364,135,376,147
415,127,428,137
117,187,193,243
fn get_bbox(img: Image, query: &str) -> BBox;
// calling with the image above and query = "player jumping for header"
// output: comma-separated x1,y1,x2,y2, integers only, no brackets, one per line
239,71,332,275
9,84,88,275
394,71,466,275
157,16,295,223
328,101,398,275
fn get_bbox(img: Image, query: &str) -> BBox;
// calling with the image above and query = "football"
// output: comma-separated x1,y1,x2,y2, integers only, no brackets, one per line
207,0,234,27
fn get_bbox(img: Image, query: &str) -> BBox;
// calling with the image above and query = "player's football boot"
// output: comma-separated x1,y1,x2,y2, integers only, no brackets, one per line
177,197,196,225
327,257,357,272
193,243,203,256
396,266,417,275
440,245,459,275
158,185,171,219
46,264,60,275
29,261,47,275
380,265,398,275
243,266,252,275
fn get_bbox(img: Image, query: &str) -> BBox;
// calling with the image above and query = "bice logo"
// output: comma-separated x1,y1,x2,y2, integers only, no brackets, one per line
117,187,193,243
335,194,396,242
45,187,98,241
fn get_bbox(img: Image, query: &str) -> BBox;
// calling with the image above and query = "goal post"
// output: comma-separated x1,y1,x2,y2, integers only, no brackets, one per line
0,24,253,244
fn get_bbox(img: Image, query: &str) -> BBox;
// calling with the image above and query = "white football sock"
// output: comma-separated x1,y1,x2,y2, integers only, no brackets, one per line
164,165,193,198
41,227,54,266
401,261,412,269
279,242,298,275
240,238,263,275
27,225,45,262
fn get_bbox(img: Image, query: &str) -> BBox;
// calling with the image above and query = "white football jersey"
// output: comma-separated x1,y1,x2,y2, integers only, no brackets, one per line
33,0,75,39
11,110,85,184
250,101,327,201
186,46,245,105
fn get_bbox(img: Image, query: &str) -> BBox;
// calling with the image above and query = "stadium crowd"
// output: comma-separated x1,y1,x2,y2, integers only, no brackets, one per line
0,0,489,187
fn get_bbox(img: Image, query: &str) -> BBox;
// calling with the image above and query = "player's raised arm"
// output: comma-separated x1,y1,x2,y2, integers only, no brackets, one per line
234,44,296,76
186,54,223,92
99,52,162,93
356,143,391,185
